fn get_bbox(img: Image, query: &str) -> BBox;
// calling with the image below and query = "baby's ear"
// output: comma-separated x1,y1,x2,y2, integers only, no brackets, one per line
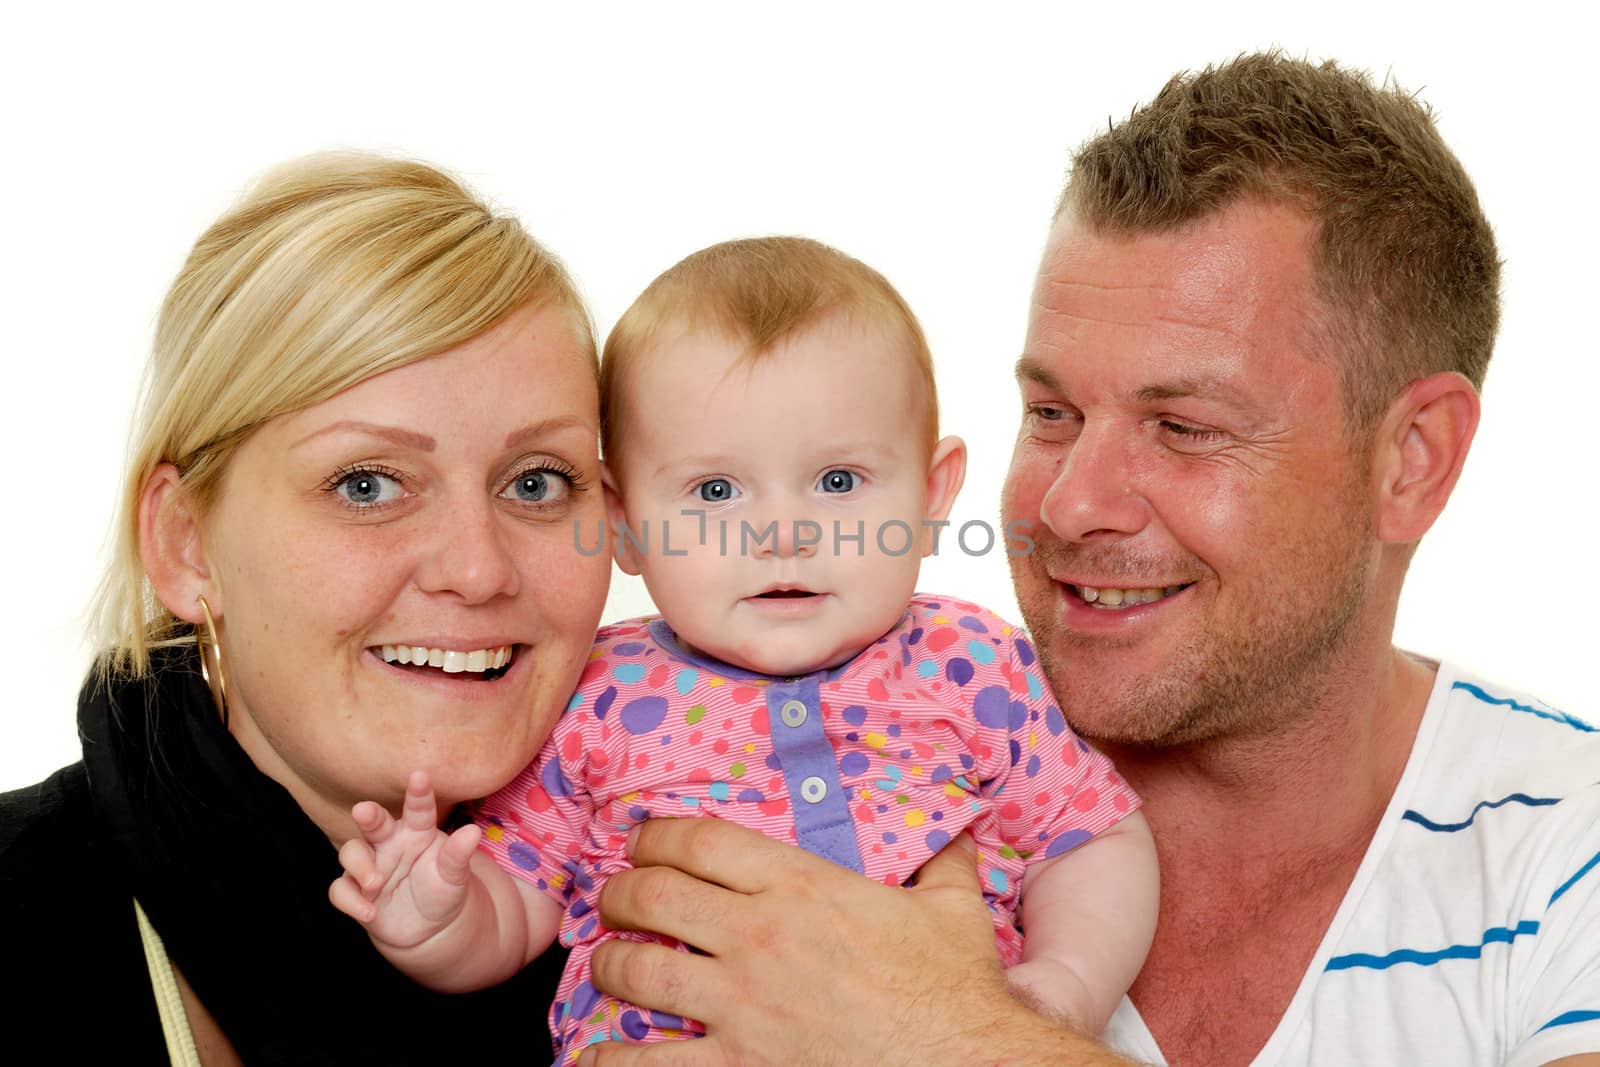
921,436,968,557
139,462,217,624
602,463,643,577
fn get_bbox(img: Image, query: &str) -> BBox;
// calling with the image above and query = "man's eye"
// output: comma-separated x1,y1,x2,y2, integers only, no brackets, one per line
1159,420,1225,443
334,469,403,506
696,478,738,502
817,469,857,494
1026,403,1066,421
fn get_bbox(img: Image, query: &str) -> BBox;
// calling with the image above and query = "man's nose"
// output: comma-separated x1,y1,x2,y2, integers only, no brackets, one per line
1037,422,1149,543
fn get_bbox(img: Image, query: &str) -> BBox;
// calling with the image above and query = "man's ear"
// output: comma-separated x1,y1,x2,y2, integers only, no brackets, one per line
138,462,216,625
1372,372,1481,544
920,435,968,557
602,462,642,577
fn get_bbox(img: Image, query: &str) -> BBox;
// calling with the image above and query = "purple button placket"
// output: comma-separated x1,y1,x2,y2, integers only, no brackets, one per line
764,677,864,874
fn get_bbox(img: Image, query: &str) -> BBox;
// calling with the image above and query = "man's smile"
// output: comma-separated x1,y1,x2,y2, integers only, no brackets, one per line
1064,583,1192,609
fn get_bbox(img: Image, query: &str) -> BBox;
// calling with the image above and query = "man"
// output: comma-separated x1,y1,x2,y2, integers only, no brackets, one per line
583,52,1600,1066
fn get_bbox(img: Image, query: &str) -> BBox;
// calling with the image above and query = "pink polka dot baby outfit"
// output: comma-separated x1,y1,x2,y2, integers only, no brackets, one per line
474,593,1140,1063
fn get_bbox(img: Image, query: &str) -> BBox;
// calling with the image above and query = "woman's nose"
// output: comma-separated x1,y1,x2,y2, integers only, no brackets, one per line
412,499,522,603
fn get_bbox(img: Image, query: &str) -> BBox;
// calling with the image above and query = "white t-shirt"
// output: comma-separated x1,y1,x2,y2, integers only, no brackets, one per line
1105,661,1600,1066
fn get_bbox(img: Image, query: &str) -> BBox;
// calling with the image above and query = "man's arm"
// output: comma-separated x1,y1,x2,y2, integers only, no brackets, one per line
582,818,1139,1066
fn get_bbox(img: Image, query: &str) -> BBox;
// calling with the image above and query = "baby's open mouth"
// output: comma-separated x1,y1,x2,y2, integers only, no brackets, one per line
757,589,818,599
377,644,516,680
1065,584,1192,609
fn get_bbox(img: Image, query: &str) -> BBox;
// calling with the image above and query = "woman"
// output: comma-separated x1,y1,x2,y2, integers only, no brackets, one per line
0,153,611,1063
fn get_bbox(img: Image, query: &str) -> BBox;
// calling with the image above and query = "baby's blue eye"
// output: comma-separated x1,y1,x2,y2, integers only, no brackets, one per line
818,469,856,494
697,478,737,503
336,470,403,506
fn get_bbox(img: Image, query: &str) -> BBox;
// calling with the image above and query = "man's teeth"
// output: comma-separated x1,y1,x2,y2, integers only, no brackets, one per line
379,645,513,673
1077,585,1186,608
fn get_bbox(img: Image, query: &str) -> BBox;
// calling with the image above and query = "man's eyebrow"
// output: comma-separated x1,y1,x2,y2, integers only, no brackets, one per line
292,421,436,451
1014,355,1061,390
503,416,591,451
1133,376,1248,405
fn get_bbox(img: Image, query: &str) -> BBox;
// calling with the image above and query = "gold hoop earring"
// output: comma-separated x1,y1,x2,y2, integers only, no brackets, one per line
195,595,229,728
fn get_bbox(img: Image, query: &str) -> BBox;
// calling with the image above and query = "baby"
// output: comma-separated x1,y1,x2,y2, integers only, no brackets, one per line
332,237,1158,1062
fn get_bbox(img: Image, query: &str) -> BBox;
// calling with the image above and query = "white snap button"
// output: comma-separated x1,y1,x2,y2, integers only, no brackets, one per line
780,699,808,727
799,776,827,803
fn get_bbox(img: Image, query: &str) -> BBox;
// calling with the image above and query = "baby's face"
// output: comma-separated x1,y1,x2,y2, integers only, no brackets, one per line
609,315,959,676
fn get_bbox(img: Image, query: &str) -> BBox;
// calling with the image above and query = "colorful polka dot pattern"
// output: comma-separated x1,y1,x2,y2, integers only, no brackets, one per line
472,594,1140,1062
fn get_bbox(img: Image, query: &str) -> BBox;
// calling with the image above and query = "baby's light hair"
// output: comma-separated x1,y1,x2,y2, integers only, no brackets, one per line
601,236,937,477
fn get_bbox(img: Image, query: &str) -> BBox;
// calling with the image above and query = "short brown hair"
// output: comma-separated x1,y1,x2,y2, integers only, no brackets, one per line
1060,51,1500,430
601,236,937,474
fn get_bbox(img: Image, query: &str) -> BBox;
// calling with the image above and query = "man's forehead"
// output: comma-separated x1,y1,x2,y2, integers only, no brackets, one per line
1036,203,1317,330
1020,204,1329,412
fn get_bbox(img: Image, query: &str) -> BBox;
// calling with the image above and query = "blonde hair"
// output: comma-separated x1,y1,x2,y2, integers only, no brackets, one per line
96,152,593,675
600,236,937,476
1062,51,1500,431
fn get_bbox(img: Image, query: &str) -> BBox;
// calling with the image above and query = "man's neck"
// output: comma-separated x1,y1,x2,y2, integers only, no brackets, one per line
1105,645,1435,874
1103,646,1439,1067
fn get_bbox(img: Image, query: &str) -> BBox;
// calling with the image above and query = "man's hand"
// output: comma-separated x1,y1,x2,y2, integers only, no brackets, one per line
582,819,1126,1066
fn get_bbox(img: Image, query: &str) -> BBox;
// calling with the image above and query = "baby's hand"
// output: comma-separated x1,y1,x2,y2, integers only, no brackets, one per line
328,770,482,951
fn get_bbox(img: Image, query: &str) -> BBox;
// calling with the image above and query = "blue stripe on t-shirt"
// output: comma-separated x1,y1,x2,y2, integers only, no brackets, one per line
1453,681,1594,732
1536,1009,1600,1033
1402,793,1560,833
1325,920,1540,972
1550,849,1600,908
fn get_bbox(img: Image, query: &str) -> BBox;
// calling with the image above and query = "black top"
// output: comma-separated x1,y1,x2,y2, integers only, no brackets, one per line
0,645,567,1064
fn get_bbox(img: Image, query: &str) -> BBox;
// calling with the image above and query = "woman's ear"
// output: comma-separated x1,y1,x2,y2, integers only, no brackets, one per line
138,463,215,625
920,435,968,558
602,462,642,577
1372,372,1481,544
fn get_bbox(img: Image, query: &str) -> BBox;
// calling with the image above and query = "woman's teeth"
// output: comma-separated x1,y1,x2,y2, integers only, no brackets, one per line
378,645,513,673
1075,585,1187,609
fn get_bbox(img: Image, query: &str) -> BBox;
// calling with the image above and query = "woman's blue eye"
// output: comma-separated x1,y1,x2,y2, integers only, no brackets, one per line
818,469,856,494
697,478,737,502
336,470,402,506
502,469,570,504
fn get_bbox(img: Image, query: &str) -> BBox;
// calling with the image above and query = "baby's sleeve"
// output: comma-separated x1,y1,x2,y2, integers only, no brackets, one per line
471,696,599,908
972,616,1140,864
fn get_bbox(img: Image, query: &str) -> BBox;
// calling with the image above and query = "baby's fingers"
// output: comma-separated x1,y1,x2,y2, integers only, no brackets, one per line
352,798,398,848
437,824,483,887
338,837,384,896
400,769,440,832
329,873,377,924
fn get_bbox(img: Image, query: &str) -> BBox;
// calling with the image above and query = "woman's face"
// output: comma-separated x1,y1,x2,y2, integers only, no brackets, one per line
199,302,609,838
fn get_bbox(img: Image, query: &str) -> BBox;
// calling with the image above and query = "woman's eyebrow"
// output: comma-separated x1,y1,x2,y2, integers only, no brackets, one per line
291,421,436,451
503,416,591,451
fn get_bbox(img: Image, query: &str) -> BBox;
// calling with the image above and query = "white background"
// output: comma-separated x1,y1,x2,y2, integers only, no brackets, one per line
3,2,1594,790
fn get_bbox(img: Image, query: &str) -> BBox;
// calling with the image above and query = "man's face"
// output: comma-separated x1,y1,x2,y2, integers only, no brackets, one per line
1001,200,1380,749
